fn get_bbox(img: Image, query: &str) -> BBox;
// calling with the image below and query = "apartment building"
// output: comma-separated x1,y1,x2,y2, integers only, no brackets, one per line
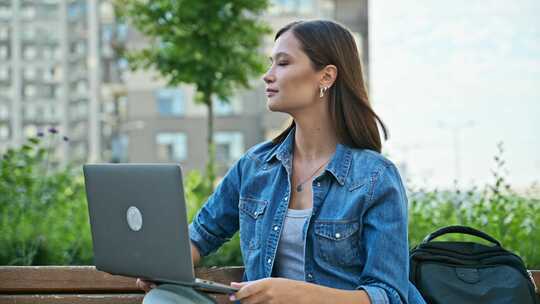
0,0,123,165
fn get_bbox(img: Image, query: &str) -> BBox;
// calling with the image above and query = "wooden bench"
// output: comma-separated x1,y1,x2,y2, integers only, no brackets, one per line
0,266,538,303
0,266,244,304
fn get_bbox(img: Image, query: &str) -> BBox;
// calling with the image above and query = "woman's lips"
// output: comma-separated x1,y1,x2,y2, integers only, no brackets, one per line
265,88,278,97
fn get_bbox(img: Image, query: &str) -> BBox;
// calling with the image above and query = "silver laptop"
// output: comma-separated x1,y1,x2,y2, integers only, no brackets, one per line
83,163,239,294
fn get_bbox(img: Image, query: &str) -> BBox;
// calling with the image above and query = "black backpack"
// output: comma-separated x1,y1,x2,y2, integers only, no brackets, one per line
410,225,538,304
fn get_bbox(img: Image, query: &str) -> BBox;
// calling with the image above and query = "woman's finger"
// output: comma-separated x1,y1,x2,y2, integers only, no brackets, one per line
136,278,156,293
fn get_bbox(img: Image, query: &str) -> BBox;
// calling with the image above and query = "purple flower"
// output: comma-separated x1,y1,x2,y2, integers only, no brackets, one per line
48,127,58,134
63,136,69,142
37,131,45,137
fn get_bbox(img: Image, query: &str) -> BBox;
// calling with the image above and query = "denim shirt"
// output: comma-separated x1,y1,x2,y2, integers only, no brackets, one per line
189,129,426,304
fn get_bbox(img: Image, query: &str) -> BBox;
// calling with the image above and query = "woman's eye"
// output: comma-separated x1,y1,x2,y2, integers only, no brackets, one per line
277,62,288,66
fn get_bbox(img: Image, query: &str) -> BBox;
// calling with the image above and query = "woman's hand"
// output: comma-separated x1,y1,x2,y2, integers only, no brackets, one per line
229,278,370,304
136,278,157,293
229,278,311,304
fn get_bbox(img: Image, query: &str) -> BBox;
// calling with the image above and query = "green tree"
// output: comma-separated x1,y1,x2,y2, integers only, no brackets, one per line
114,0,271,186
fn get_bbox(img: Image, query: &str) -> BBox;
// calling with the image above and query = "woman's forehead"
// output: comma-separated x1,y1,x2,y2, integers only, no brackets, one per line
270,31,303,59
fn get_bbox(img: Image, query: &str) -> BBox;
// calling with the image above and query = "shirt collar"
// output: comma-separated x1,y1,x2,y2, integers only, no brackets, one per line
325,143,352,186
266,127,295,164
266,127,352,186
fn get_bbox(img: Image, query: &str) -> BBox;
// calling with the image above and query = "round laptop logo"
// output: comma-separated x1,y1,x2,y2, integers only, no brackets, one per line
126,206,143,231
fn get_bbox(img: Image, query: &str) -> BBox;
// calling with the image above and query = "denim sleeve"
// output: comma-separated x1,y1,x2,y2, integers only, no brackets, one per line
356,164,409,304
188,157,243,257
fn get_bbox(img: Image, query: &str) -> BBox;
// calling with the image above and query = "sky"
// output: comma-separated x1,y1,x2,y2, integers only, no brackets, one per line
370,1,540,190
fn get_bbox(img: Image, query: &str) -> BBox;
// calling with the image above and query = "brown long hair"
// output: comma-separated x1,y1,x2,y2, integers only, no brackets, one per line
271,20,388,153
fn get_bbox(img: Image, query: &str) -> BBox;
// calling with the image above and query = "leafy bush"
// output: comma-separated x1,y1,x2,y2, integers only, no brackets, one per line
408,143,540,268
1,139,537,269
0,132,92,265
184,170,242,267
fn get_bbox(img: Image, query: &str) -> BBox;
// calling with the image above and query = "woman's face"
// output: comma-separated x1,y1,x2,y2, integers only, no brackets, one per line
263,31,322,113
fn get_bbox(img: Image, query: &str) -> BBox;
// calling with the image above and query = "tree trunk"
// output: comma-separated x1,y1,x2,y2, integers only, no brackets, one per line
205,93,216,189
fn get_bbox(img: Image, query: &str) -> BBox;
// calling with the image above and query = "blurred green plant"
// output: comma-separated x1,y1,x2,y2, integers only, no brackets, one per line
1,139,538,269
0,130,92,265
408,142,540,268
114,0,272,188
184,170,242,267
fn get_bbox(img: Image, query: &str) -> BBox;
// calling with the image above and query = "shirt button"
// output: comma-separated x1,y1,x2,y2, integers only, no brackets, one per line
267,258,272,264
316,182,321,187
335,233,341,239
307,273,313,279
284,196,288,201
273,225,279,231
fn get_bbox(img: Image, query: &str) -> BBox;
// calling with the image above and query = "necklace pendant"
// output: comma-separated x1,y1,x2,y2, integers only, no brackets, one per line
296,184,303,192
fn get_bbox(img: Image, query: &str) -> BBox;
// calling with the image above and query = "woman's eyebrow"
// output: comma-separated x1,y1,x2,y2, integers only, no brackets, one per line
268,52,291,62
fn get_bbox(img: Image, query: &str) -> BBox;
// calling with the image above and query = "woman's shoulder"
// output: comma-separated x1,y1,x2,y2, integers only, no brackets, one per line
346,146,401,181
348,147,395,168
238,139,280,167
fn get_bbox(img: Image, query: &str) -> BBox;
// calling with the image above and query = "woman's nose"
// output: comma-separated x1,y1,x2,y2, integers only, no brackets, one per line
262,69,275,84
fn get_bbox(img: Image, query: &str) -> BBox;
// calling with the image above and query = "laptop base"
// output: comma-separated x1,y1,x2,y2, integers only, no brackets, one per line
143,284,217,304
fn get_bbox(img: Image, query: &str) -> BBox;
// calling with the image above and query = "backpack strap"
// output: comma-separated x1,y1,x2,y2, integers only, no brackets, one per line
422,225,501,246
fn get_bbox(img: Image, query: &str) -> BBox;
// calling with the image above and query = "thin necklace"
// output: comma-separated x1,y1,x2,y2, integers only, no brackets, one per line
295,158,331,192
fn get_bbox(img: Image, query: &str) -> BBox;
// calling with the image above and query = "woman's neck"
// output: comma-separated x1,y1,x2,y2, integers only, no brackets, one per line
292,109,338,162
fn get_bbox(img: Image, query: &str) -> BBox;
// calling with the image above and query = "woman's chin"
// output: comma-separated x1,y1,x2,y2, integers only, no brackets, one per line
266,98,282,112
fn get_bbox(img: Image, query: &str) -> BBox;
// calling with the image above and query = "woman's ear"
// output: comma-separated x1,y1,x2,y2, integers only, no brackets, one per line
319,64,338,88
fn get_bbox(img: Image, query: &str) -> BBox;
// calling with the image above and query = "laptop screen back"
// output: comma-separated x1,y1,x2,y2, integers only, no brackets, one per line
83,164,195,284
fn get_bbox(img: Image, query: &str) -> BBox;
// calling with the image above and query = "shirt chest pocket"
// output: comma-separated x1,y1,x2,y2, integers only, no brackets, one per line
239,197,268,250
314,220,361,267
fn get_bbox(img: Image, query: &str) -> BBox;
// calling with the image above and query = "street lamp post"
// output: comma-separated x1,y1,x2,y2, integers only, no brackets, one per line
437,120,475,184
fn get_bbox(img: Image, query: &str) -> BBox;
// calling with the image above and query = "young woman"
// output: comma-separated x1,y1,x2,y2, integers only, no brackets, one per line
138,20,426,304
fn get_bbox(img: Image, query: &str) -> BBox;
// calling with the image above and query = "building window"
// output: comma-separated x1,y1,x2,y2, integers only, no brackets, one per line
23,46,37,60
0,124,9,140
43,104,55,121
76,81,87,95
21,5,36,20
156,88,184,116
0,103,8,120
67,2,86,20
269,0,313,15
111,134,129,163
116,23,129,42
0,27,9,40
24,104,36,120
22,27,36,40
24,85,37,98
24,124,37,137
0,46,8,59
156,132,187,162
213,96,235,116
319,0,335,19
214,132,244,164
24,68,37,80
54,46,62,60
0,6,12,21
0,67,8,80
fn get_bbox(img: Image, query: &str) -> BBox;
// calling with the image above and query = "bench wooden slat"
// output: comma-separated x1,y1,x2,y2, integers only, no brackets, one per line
0,266,244,294
0,294,144,304
0,266,139,293
0,266,243,304
0,266,537,304
0,294,233,304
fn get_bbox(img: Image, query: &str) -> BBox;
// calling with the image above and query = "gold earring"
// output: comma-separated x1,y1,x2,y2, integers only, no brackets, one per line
319,86,328,98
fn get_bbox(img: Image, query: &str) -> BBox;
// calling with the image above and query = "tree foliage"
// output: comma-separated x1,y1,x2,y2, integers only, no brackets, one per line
114,0,272,185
